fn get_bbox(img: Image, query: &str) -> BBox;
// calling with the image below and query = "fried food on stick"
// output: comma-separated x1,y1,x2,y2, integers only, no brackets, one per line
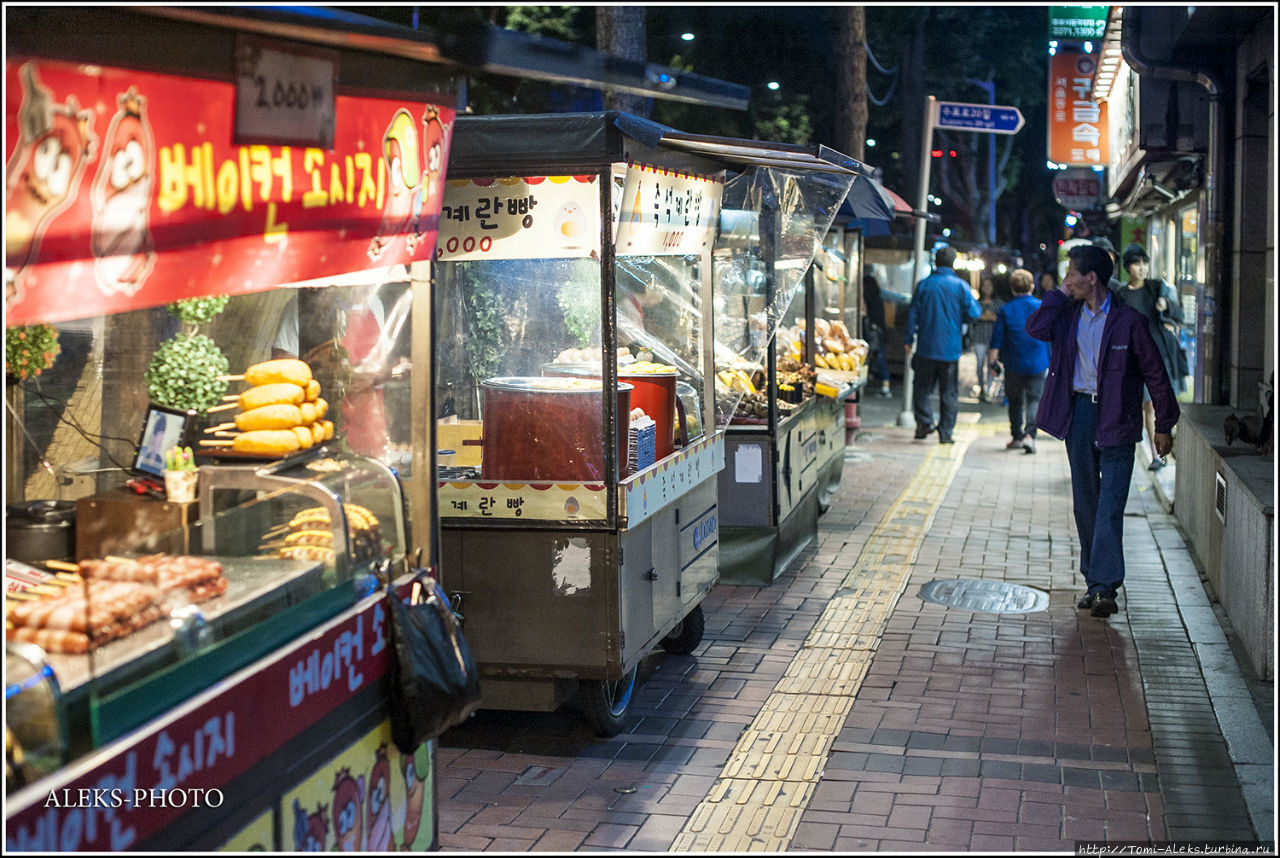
233,359,313,387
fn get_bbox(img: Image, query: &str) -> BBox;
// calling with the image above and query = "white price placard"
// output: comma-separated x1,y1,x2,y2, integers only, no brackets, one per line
615,162,722,255
436,177,601,261
235,36,336,148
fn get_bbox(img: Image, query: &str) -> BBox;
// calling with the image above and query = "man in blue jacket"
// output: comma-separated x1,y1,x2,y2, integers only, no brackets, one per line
1026,244,1180,618
989,268,1050,454
905,244,981,444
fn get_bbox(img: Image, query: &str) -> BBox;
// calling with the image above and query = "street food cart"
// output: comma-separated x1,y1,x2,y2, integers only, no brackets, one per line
433,112,731,735
5,6,458,850
712,146,868,583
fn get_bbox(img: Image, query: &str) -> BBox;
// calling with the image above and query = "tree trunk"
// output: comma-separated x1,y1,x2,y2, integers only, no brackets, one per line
901,15,927,206
596,6,650,117
835,7,867,161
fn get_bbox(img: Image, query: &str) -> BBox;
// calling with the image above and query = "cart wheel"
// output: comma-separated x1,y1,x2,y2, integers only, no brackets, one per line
659,603,705,655
579,664,638,737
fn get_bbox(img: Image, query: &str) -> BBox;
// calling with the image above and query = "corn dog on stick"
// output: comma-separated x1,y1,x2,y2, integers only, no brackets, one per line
243,359,312,387
237,383,305,411
292,425,314,448
235,403,303,431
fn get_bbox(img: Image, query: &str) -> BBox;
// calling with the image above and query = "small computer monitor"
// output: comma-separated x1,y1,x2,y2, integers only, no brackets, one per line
132,404,196,478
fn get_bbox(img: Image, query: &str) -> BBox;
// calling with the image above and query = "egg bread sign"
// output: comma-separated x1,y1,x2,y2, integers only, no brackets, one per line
435,176,600,261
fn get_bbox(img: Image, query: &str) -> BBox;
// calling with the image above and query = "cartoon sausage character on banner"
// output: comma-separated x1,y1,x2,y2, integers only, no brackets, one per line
5,62,97,309
367,109,420,262
365,743,393,851
414,104,450,242
331,767,365,851
291,798,329,852
90,86,156,297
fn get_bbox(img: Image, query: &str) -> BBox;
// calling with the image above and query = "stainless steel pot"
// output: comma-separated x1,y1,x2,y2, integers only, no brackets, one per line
5,500,76,564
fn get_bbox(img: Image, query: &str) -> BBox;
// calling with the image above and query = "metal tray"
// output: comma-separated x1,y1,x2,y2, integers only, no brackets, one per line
41,555,326,695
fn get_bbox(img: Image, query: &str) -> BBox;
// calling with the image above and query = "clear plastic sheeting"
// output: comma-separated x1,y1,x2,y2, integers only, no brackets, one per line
711,166,856,427
434,257,603,421
434,253,708,484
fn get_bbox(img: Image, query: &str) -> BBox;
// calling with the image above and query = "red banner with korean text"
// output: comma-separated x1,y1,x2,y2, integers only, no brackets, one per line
1047,50,1110,167
4,58,454,328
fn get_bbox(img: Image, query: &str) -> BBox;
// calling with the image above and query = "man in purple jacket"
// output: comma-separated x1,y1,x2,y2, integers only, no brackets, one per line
1026,244,1180,618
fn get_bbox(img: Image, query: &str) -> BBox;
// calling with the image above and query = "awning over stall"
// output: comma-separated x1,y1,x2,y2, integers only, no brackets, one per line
839,175,928,222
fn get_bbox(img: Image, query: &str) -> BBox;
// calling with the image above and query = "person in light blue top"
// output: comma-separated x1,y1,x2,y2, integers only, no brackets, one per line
905,244,981,443
988,268,1050,453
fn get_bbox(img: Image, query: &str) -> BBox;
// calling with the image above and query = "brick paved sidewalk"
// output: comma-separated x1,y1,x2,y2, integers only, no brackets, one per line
434,395,1271,852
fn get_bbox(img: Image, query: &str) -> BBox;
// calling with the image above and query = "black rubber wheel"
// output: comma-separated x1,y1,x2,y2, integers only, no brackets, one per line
579,664,638,737
659,603,705,655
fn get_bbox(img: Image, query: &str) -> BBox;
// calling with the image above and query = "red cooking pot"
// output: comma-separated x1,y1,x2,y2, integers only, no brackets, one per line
544,363,682,460
481,377,632,482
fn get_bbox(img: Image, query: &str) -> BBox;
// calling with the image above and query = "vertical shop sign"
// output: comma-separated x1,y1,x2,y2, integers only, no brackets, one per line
435,176,599,261
614,162,723,255
4,58,454,327
1048,50,1110,166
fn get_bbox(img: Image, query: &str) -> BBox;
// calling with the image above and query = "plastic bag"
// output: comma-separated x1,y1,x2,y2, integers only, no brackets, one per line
385,573,481,753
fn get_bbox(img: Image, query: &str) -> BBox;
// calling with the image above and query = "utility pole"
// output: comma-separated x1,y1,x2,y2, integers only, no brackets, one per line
900,96,940,429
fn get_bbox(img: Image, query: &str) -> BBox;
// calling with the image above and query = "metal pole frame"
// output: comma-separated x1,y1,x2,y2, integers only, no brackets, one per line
901,96,939,429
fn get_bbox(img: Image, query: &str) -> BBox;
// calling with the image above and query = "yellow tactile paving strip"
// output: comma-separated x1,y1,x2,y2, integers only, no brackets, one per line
672,426,993,852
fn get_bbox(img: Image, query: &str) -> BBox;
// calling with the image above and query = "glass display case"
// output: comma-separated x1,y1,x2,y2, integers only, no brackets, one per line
712,157,868,584
6,450,408,764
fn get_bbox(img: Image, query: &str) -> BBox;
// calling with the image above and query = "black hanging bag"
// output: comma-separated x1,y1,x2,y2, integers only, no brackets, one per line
384,563,481,753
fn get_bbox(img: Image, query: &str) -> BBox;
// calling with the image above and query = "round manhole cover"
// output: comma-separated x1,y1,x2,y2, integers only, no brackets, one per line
918,578,1049,614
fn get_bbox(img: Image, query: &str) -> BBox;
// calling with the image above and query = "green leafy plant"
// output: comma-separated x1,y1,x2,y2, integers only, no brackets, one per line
146,295,231,414
457,264,505,381
5,323,61,381
557,278,598,349
167,295,229,326
145,332,229,413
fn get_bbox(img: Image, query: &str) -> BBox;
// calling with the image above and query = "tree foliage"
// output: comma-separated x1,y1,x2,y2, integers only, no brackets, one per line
358,4,1060,256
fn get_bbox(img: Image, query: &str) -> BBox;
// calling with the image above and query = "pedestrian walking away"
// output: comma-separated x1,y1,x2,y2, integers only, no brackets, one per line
970,275,1001,402
989,267,1049,454
1026,243,1180,618
861,265,893,398
1113,241,1187,471
904,244,981,444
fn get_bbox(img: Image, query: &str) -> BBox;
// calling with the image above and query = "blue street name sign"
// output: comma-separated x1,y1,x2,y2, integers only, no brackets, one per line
935,101,1025,134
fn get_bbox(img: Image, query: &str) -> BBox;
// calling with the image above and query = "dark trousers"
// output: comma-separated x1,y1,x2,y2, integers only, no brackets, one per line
1065,393,1136,598
912,355,958,438
871,346,890,386
1004,370,1047,440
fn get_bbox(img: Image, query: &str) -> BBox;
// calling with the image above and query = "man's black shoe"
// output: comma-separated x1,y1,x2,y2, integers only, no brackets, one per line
1077,592,1097,610
913,425,935,440
1090,595,1119,617
939,436,955,445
